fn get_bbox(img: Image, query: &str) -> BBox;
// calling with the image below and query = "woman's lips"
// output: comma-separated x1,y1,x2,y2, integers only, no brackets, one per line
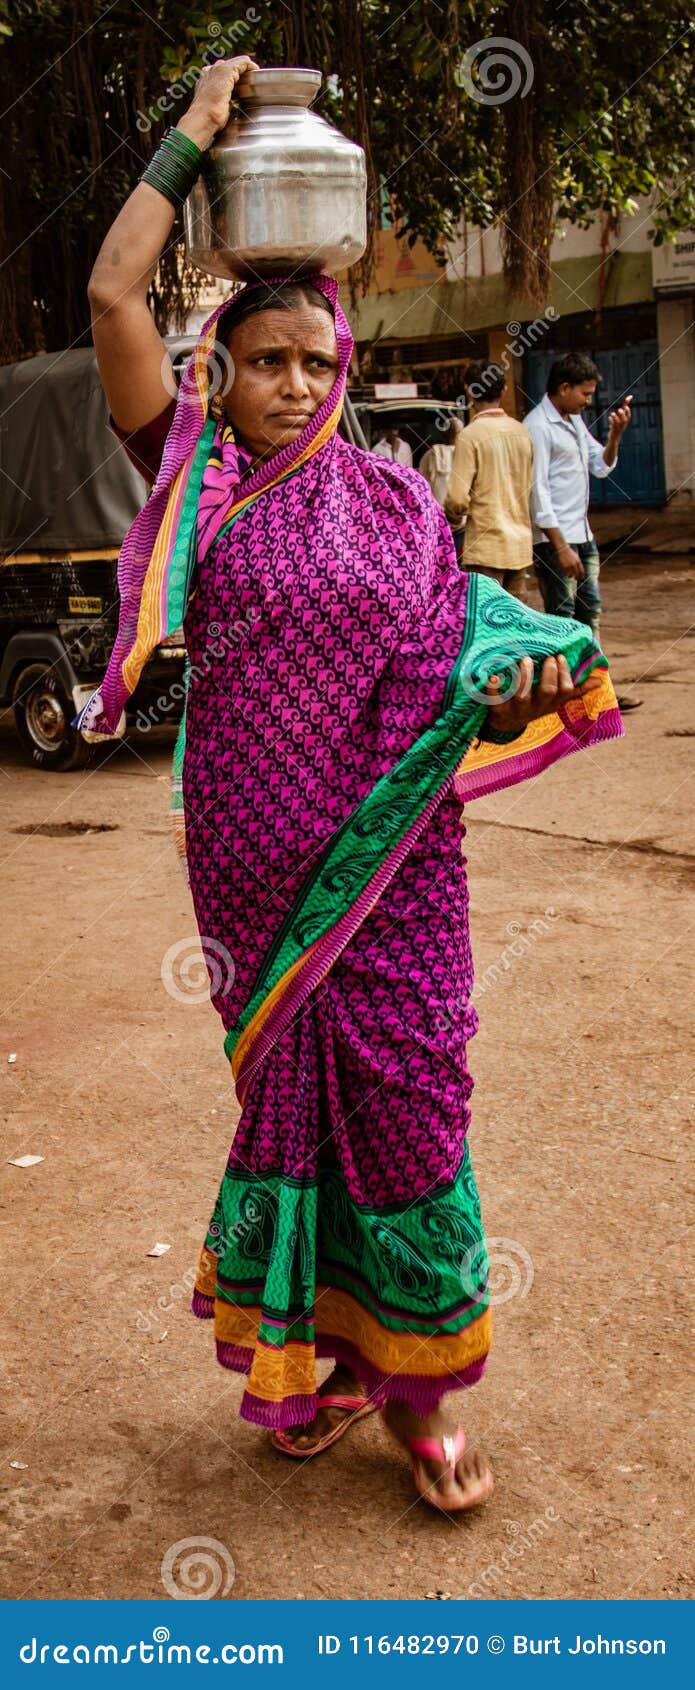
271,410,312,422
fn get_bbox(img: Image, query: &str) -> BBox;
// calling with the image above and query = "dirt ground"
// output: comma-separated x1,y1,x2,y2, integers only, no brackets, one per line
1,554,693,1603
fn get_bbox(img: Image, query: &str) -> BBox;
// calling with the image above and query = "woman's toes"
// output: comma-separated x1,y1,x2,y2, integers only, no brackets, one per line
414,1447,492,1510
455,1450,493,1505
435,1468,463,1508
279,1417,323,1451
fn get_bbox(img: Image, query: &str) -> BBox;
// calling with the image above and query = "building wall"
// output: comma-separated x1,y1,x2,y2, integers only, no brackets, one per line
442,203,655,284
184,276,232,337
350,207,695,507
349,209,655,347
656,296,695,502
181,215,693,509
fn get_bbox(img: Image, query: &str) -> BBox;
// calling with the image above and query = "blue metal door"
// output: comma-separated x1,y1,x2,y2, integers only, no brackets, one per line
523,339,666,504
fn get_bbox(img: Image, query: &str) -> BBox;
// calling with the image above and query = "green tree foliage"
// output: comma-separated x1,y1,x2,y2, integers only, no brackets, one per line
0,1,693,359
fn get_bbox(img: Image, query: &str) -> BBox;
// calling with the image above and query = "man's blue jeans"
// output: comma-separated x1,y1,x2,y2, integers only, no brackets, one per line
533,540,602,643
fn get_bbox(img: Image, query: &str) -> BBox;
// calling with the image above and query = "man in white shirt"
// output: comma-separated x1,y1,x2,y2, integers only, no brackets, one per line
373,426,413,467
419,417,463,505
524,354,634,695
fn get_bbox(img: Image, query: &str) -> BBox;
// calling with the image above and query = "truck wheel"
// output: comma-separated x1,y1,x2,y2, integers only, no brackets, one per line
12,665,90,771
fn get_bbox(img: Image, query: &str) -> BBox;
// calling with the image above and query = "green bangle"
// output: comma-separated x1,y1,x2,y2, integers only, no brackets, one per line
167,127,203,167
140,128,203,209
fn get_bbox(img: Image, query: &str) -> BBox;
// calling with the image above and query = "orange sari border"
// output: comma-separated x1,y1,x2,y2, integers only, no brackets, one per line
230,940,321,1083
194,1278,492,1407
455,666,618,782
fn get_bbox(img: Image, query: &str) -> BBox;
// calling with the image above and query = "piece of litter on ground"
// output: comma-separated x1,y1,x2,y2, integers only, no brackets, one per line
8,1053,17,1064
147,1241,171,1257
159,1329,168,1341
8,1154,44,1168
10,1460,28,1470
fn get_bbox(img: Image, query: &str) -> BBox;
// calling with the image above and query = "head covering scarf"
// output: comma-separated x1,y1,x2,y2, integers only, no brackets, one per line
76,274,350,736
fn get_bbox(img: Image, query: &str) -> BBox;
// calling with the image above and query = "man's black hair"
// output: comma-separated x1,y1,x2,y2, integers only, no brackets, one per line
464,361,506,402
546,352,600,394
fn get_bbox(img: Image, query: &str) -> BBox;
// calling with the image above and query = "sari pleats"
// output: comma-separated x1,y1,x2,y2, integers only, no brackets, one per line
193,801,492,1426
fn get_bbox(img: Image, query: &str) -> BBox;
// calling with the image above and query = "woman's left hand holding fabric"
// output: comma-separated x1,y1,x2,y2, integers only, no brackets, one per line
484,653,603,736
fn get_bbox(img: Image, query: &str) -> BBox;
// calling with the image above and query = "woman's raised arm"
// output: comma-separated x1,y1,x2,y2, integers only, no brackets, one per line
87,56,257,432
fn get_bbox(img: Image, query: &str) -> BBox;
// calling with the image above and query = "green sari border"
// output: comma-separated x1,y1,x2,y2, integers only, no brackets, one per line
164,412,216,629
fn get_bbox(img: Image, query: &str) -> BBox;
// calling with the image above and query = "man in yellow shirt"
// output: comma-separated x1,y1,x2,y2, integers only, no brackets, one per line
445,362,533,599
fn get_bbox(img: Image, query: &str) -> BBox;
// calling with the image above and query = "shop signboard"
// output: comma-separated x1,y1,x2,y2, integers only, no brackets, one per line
652,231,695,292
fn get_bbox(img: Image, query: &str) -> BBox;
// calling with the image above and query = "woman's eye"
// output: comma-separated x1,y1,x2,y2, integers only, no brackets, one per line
309,358,331,369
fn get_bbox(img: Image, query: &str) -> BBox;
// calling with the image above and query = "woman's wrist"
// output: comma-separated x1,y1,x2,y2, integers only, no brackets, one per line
176,111,217,152
479,718,525,744
140,129,203,209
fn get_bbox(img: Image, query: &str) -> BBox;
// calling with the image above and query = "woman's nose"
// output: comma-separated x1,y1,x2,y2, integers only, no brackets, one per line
282,359,310,399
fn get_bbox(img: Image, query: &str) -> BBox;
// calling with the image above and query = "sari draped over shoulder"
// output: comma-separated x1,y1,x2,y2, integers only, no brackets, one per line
84,277,623,1427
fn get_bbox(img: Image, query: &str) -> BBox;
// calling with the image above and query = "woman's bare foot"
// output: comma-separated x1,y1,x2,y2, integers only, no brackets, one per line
382,1400,493,1513
273,1364,368,1454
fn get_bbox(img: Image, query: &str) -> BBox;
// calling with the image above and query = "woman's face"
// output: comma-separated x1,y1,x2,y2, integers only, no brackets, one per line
223,306,339,461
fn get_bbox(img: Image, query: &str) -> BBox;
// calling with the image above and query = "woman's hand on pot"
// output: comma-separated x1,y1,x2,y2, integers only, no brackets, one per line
177,56,259,150
484,654,603,733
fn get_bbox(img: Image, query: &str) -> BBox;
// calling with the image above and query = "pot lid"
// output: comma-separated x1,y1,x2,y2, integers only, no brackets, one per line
235,67,321,109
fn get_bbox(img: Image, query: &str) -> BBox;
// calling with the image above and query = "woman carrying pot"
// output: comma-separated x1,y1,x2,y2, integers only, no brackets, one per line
84,57,622,1513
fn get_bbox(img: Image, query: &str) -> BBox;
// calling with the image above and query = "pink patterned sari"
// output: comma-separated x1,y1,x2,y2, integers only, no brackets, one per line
81,278,622,1427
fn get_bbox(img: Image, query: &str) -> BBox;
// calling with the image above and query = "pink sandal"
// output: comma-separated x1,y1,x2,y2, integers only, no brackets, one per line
408,1425,494,1513
271,1393,378,1459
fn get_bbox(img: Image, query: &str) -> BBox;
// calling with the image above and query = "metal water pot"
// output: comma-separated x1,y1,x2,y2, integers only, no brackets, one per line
184,67,367,280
